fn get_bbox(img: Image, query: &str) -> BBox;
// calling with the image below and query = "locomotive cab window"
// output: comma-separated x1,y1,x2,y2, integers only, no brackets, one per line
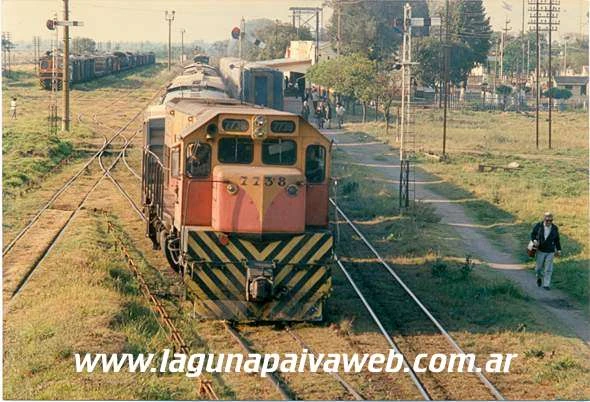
185,142,211,178
262,139,297,165
305,145,326,183
218,137,253,164
170,146,180,178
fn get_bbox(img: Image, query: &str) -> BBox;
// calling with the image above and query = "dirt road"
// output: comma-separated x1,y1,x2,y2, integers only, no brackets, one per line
324,128,590,346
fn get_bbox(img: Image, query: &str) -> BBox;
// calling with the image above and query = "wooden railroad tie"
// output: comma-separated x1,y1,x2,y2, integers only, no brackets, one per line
105,218,219,400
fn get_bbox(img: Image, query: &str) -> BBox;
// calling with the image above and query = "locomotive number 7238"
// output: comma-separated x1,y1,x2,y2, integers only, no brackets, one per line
239,176,287,187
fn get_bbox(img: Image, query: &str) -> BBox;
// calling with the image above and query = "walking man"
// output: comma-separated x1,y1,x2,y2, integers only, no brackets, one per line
10,97,17,119
301,100,310,121
336,103,345,129
324,102,332,129
530,212,562,290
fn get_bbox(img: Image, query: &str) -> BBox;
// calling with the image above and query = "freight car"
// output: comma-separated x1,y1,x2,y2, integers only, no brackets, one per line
143,63,333,322
219,57,284,110
38,50,156,89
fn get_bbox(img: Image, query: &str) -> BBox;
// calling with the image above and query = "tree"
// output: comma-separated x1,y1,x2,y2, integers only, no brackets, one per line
373,68,403,133
415,36,443,91
307,54,378,121
416,0,492,88
326,0,429,60
72,37,96,54
234,18,312,61
452,0,492,87
543,87,572,100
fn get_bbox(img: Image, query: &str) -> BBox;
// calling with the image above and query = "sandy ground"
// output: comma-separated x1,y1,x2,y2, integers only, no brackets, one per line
323,128,590,347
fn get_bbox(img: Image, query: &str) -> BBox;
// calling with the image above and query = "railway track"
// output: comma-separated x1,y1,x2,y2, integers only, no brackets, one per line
104,144,370,400
105,217,218,400
3,82,169,301
329,198,506,401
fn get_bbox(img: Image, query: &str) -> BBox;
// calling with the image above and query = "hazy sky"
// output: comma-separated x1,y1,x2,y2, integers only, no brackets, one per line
2,0,588,44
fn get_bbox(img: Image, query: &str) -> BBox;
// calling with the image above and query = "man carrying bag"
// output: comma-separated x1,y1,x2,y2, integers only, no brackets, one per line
530,212,562,290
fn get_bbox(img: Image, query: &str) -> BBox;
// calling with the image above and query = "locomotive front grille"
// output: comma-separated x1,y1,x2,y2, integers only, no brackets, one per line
184,230,333,321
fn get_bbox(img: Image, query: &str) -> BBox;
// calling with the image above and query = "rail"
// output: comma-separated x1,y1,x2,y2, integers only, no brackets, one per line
329,198,505,401
106,218,218,400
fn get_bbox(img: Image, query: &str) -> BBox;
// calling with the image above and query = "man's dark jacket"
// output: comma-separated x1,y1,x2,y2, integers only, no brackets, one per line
531,222,562,253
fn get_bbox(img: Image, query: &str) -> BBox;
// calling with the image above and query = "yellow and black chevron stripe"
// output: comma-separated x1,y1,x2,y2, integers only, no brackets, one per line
184,230,333,321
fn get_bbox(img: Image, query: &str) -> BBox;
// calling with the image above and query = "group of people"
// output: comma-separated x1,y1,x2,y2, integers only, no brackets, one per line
301,99,345,130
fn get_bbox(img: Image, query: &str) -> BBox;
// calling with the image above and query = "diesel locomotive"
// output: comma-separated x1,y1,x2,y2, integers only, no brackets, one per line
142,61,333,322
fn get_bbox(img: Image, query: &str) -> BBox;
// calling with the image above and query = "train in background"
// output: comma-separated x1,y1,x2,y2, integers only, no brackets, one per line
218,57,284,111
38,50,156,89
142,60,333,322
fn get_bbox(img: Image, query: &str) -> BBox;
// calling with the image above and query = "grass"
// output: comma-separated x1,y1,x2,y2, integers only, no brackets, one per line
3,210,199,399
349,109,589,309
329,157,590,399
2,62,171,243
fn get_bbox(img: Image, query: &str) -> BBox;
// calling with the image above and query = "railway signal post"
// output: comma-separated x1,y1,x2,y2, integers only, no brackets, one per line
46,7,83,133
398,4,440,209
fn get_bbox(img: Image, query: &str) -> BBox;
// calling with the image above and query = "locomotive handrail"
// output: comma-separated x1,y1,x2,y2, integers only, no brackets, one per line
143,146,166,169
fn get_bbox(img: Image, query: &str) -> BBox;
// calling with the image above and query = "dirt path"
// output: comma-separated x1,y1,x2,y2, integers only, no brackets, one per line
324,129,590,346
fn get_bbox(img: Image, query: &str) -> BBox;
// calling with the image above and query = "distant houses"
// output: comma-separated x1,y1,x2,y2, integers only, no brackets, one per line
553,75,588,100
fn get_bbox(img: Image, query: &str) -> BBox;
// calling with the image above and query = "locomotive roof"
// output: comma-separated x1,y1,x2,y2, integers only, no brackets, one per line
168,98,296,139
168,72,226,93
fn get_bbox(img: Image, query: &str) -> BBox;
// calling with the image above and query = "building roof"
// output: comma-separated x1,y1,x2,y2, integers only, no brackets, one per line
554,76,589,86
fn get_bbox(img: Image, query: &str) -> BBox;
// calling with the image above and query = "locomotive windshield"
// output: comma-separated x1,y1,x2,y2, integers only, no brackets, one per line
218,137,253,164
305,145,326,183
262,139,297,165
186,142,211,178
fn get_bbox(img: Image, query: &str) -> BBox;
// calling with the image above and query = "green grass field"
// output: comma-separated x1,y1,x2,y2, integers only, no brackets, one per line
331,153,590,399
349,109,588,310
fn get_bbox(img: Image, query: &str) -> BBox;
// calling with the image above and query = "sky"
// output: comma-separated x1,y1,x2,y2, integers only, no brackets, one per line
1,0,588,45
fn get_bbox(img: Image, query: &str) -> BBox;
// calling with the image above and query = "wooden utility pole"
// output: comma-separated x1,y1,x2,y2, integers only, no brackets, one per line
315,8,320,63
500,18,511,82
336,0,341,56
62,0,70,131
165,10,175,71
442,0,449,157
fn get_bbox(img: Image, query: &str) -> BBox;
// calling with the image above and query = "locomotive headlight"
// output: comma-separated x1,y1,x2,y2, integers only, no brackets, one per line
226,183,238,195
252,115,268,140
286,184,298,197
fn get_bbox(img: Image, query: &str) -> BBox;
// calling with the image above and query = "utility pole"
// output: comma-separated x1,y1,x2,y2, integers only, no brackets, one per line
238,17,245,59
180,28,186,63
529,0,560,149
500,18,511,82
62,0,70,131
438,10,443,108
529,0,541,149
442,0,449,157
336,0,341,56
563,35,569,75
165,10,175,71
315,8,320,63
521,0,526,108
548,2,553,149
